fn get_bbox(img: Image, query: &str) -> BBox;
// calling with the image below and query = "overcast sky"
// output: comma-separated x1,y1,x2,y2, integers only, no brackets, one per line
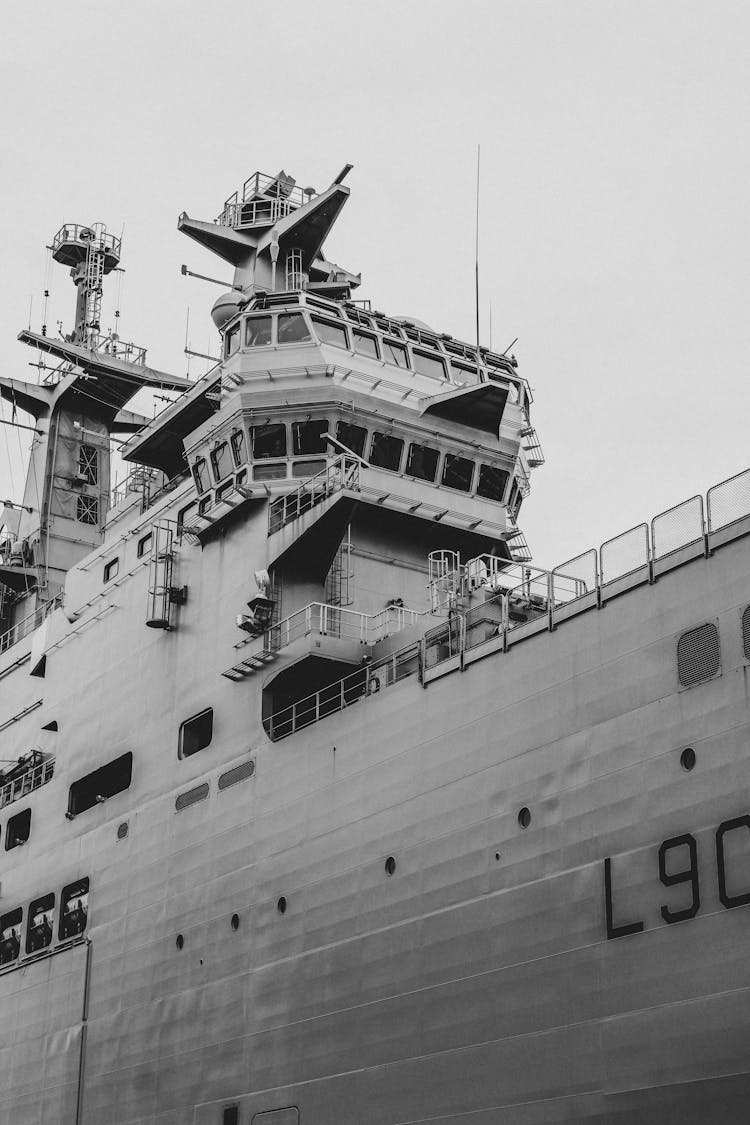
1,0,748,567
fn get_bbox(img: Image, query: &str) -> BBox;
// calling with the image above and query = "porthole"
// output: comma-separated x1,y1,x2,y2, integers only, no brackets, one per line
176,933,184,950
385,856,396,876
494,851,501,861
680,747,696,772
277,896,287,915
518,807,531,829
116,820,129,840
230,913,240,931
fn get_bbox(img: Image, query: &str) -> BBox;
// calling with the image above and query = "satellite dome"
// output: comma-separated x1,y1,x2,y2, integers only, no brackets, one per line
211,290,243,330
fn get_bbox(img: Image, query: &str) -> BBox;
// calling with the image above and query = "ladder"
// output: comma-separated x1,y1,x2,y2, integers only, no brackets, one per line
83,232,106,342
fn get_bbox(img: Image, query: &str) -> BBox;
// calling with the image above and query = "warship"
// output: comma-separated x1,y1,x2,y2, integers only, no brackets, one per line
0,165,749,1125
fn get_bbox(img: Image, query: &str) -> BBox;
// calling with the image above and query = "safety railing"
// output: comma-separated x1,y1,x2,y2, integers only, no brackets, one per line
0,594,63,655
0,757,55,811
89,331,148,366
268,455,361,534
707,467,750,533
263,601,422,654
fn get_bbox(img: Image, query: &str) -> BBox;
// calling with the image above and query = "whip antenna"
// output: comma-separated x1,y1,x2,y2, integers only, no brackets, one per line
475,144,481,359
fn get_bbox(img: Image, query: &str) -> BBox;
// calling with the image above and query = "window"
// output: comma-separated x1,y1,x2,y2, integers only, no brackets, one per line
292,459,326,477
253,463,287,481
230,429,246,466
382,338,409,368
252,424,286,459
450,361,479,383
137,532,152,558
76,495,98,526
336,421,368,458
103,558,119,583
311,317,349,348
198,495,213,516
512,492,523,519
26,893,54,955
235,468,248,487
277,313,312,344
192,457,208,493
78,444,98,485
210,441,232,482
245,315,272,347
376,319,400,336
477,464,510,502
370,432,404,472
352,329,379,359
5,808,31,850
224,322,241,358
67,752,133,817
292,420,328,456
179,708,213,759
216,481,234,503
442,454,474,492
177,502,197,530
412,350,447,380
405,443,439,482
0,907,22,965
59,878,89,941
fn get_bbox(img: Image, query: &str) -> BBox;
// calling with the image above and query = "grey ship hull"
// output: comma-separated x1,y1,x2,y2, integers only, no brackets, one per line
1,507,749,1123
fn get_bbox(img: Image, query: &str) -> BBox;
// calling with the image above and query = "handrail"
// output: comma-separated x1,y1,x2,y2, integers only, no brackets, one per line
260,601,422,654
268,455,361,534
0,594,63,655
0,757,55,811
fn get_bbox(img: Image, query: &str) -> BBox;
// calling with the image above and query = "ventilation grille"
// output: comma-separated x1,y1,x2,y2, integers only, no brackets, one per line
743,606,750,662
218,759,255,791
175,782,209,811
677,623,721,686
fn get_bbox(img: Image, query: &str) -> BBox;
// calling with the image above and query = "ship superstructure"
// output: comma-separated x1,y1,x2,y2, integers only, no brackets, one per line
0,166,749,1124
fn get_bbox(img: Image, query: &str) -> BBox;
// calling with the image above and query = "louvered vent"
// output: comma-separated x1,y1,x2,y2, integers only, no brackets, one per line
218,759,255,791
742,606,750,661
677,623,721,687
175,782,209,811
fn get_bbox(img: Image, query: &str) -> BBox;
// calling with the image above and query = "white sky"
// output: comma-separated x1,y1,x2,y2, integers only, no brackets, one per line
0,0,748,567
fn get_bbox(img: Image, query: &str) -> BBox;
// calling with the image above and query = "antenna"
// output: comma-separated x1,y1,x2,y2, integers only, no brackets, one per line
475,144,481,359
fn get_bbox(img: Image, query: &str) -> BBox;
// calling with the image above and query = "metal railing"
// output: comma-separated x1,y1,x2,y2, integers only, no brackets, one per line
52,223,121,259
88,330,147,366
262,601,421,654
0,595,63,655
0,758,54,811
268,456,361,534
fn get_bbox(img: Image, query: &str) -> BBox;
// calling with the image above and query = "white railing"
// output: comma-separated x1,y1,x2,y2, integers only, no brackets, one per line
268,456,361,534
262,601,422,654
0,595,63,655
0,758,54,811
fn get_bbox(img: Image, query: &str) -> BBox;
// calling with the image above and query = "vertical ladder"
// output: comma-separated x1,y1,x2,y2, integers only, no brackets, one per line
83,230,106,342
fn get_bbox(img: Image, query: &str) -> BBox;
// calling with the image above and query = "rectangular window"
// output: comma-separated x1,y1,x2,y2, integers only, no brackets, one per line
78,444,98,485
252,424,286,459
230,429,246,466
177,502,197,530
405,443,439,482
235,468,248,487
252,463,287,481
198,495,213,516
277,312,312,344
179,708,213,759
336,421,368,458
26,893,54,955
376,319,400,337
59,878,89,941
76,495,98,526
370,431,404,473
382,338,409,368
137,532,152,558
442,454,474,492
292,420,328,456
216,481,234,504
450,361,479,383
412,350,447,380
292,459,326,477
68,752,133,817
245,315,272,347
352,329,379,359
192,457,208,493
225,322,241,357
5,807,31,850
0,907,22,966
476,464,510,502
103,558,119,583
210,441,232,482
311,317,349,349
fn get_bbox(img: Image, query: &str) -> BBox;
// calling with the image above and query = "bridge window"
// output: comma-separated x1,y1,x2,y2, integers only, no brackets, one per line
252,424,286,459
450,361,479,383
352,329,379,359
278,312,312,344
210,441,232,482
78,444,98,485
311,317,349,349
137,532,152,558
370,432,404,473
225,322,241,358
5,807,31,850
252,463,287,481
26,893,54,955
405,443,439,482
59,878,89,941
230,429,246,466
68,752,133,817
192,457,208,493
336,421,368,458
382,338,409,368
292,420,328,456
442,454,474,492
76,495,98,526
0,907,22,965
412,349,447,380
179,708,213,759
103,557,119,583
477,464,510,502
245,315,272,346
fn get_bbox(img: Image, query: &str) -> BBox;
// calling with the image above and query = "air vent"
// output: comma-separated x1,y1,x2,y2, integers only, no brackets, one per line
218,759,255,791
677,623,721,687
742,606,750,661
175,782,209,811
